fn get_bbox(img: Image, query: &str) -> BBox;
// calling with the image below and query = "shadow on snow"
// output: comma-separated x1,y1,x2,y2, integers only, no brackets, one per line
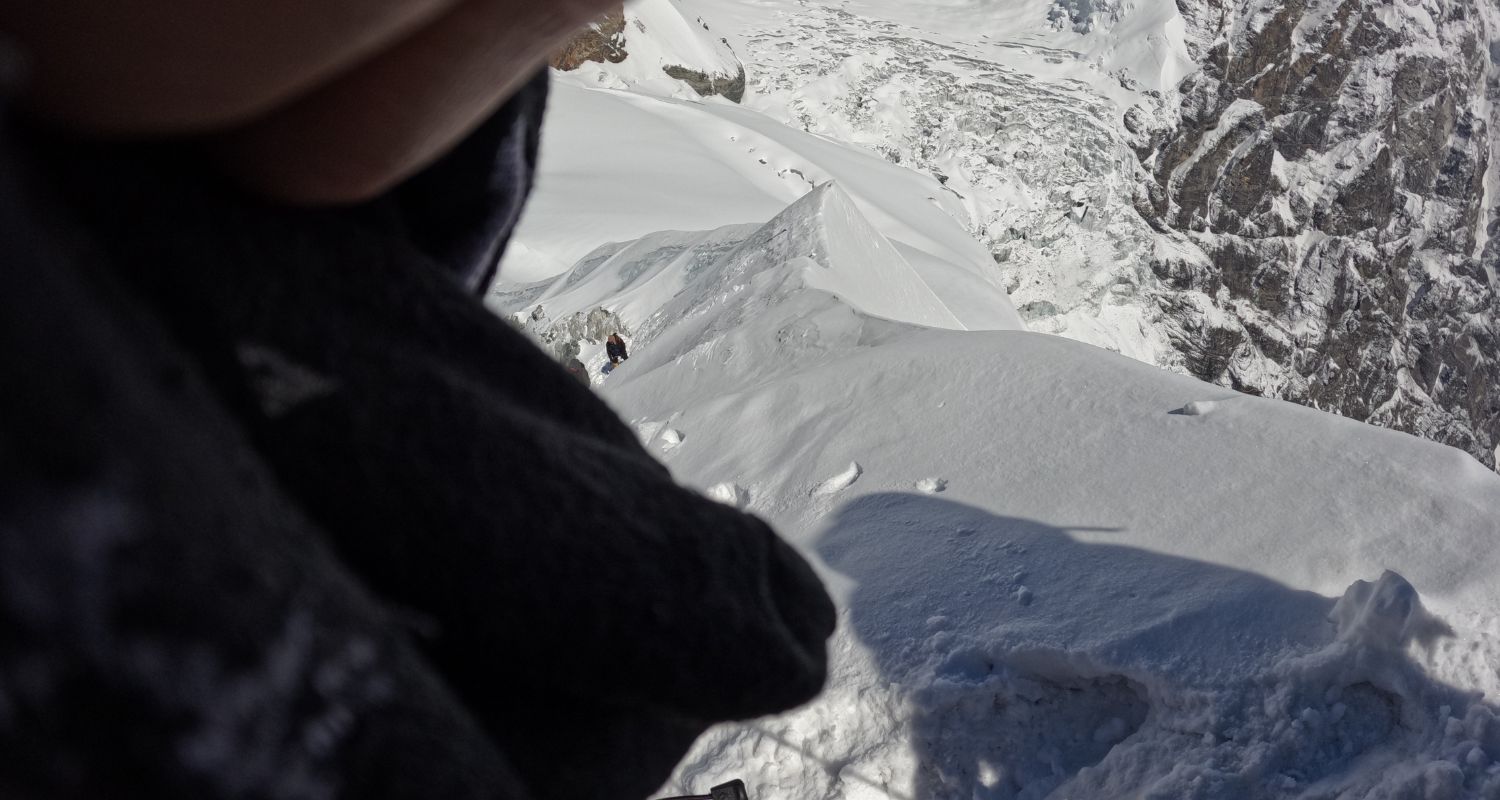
814,493,1490,800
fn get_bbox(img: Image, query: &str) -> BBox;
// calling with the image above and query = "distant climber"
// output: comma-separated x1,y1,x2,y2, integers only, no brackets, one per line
564,356,590,386
607,333,630,365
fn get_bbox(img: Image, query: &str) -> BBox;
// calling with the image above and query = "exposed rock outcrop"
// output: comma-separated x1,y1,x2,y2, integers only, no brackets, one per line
662,63,747,103
514,305,632,364
1134,0,1500,466
551,2,746,103
550,7,628,71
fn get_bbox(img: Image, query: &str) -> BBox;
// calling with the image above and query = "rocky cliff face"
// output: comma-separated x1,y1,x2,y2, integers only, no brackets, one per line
551,8,629,71
1134,0,1500,465
551,1,746,103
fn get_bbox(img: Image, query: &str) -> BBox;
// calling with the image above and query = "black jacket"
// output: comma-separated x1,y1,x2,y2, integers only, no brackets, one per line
607,339,629,362
0,72,834,800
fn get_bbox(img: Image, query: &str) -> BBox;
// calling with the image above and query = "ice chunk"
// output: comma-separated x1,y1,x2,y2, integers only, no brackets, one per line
1329,570,1453,651
916,477,948,494
706,482,750,509
812,462,863,496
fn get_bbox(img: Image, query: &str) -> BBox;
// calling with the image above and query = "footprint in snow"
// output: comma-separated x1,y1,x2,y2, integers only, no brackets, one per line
921,656,1150,799
812,462,862,496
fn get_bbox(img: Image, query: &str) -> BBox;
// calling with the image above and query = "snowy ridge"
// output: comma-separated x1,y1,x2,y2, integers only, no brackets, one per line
497,182,1020,386
504,184,979,332
794,184,963,330
496,180,1500,797
496,80,1014,298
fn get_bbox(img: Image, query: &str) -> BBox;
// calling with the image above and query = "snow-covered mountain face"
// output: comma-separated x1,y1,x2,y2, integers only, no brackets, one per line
1138,0,1500,468
635,0,1500,467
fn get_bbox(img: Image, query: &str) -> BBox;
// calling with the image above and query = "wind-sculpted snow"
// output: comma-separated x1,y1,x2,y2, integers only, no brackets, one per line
499,184,1500,797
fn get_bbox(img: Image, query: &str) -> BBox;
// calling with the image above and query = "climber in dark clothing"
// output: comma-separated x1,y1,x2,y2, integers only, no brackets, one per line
607,333,631,365
0,5,835,800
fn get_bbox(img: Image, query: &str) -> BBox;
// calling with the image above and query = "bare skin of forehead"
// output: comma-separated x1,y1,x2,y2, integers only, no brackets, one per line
0,0,613,204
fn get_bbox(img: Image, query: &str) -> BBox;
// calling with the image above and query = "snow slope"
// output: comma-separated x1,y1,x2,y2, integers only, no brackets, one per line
496,79,1009,295
498,183,1500,797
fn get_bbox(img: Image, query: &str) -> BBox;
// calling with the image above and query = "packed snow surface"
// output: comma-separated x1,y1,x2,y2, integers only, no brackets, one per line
498,181,1500,797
